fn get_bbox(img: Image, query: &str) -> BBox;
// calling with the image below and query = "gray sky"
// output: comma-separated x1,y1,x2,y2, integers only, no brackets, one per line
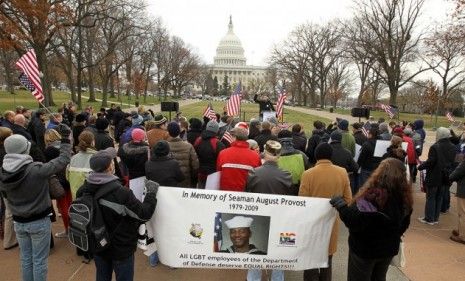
147,0,454,66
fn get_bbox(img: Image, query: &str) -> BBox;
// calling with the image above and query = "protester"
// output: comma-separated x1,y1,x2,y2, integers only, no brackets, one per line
186,118,203,145
0,124,71,281
449,157,465,244
414,119,426,155
291,123,307,152
418,127,456,225
330,158,413,281
254,121,278,152
28,109,47,152
305,120,330,166
147,114,169,148
248,118,261,140
12,114,32,140
351,123,367,146
378,123,392,141
145,140,185,187
67,130,96,198
338,119,356,156
329,130,359,194
115,112,132,144
179,119,189,141
94,118,114,151
358,128,383,188
118,128,150,180
167,122,199,188
1,111,15,129
193,120,225,188
383,135,406,162
47,113,63,130
246,139,260,154
299,143,352,281
217,127,261,192
119,112,144,145
75,148,157,281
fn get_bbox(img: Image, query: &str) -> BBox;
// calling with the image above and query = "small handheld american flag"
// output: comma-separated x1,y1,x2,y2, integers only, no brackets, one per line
227,82,242,116
276,87,287,118
16,49,44,103
361,122,371,138
203,103,217,121
379,103,395,119
446,112,455,122
221,130,234,144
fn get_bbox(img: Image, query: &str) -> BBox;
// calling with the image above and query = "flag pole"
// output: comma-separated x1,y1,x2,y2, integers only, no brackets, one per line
38,101,60,123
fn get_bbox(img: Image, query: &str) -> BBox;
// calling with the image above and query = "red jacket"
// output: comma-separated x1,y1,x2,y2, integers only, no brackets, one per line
217,141,261,191
403,136,416,164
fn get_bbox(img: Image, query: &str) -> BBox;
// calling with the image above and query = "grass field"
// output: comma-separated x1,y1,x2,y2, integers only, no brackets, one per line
180,101,331,130
331,108,460,129
0,90,163,113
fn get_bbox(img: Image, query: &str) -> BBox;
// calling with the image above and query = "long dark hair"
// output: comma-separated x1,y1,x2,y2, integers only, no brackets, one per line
354,158,413,210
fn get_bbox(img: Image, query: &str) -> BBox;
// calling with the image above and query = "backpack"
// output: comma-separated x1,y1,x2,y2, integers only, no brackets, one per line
68,183,116,253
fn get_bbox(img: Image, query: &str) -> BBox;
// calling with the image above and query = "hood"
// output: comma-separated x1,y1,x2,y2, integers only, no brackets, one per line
122,142,149,155
279,137,295,154
2,154,33,173
0,160,34,192
413,120,424,130
86,172,119,185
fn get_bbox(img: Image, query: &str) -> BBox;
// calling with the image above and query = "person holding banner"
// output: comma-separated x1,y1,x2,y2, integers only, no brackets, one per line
330,158,413,281
299,143,352,281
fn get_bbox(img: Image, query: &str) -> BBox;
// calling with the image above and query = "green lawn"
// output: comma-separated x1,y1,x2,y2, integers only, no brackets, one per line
331,108,459,129
0,90,163,113
180,101,331,131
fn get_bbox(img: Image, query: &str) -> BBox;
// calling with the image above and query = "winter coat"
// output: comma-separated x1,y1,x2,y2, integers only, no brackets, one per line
72,123,86,148
330,142,359,174
299,159,352,255
217,140,261,192
76,173,156,261
186,129,202,146
358,139,382,172
353,130,367,146
118,142,149,180
145,155,185,187
383,145,407,162
248,126,260,140
0,140,72,222
277,137,310,195
379,132,392,141
94,130,115,151
337,195,412,259
246,161,292,195
115,118,131,143
403,136,416,164
341,131,356,156
44,142,70,190
28,114,46,152
254,94,275,112
168,137,199,187
450,160,465,198
67,148,97,198
11,124,32,140
193,131,225,179
414,120,426,155
418,138,457,188
292,132,307,152
147,128,169,149
254,129,278,152
305,129,330,165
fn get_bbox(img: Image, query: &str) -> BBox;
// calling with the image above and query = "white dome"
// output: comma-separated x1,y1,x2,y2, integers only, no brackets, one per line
214,16,247,66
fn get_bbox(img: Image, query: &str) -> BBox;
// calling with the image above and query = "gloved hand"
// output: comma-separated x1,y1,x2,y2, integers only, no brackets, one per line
56,123,71,139
329,196,347,210
145,179,159,195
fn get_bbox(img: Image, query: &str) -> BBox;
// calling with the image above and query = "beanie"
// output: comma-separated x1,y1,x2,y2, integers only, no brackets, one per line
131,128,146,143
338,119,349,131
96,118,109,130
4,134,31,155
153,140,170,157
206,120,219,134
315,143,333,161
330,130,342,143
132,114,143,126
436,127,451,141
167,122,181,137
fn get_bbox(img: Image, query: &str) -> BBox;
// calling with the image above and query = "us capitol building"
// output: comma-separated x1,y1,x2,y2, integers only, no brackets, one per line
210,16,268,92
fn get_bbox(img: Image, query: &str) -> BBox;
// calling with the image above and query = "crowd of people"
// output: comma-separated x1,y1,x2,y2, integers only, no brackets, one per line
0,101,463,281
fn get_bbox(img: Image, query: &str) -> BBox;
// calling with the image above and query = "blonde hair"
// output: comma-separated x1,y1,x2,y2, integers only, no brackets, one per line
0,127,13,144
44,129,62,147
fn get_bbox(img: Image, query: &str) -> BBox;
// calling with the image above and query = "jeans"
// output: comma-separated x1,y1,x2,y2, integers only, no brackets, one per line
14,217,51,281
425,185,446,222
303,255,332,281
95,254,134,281
348,250,392,281
247,269,284,281
441,185,451,213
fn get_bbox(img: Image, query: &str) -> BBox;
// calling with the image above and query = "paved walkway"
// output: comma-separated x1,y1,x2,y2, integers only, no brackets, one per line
1,102,464,280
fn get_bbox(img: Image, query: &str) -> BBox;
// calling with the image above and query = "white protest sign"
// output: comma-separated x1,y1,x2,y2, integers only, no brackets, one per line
354,144,362,162
153,187,336,271
205,172,221,190
129,176,146,201
374,140,409,157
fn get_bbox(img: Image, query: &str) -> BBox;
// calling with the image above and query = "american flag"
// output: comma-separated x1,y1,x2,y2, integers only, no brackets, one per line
446,112,455,122
276,87,287,118
16,49,44,103
227,82,242,116
361,122,371,138
379,103,395,119
221,130,234,144
213,213,223,252
203,103,217,120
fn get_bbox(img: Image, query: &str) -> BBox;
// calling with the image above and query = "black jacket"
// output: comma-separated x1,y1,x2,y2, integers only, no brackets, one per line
254,130,278,152
76,176,156,261
292,132,307,153
94,130,114,151
330,142,359,174
358,139,382,171
28,114,46,152
450,160,465,198
305,129,330,165
186,129,202,146
11,124,32,140
337,197,412,259
254,94,275,113
353,130,367,146
418,138,456,187
193,131,225,177
115,119,131,143
72,123,86,148
382,146,407,162
145,155,185,187
248,126,260,140
118,142,149,180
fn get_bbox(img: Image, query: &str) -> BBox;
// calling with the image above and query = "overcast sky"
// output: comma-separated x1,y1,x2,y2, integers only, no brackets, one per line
147,0,454,66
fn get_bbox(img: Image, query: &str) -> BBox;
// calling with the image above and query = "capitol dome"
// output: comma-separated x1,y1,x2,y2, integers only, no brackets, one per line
214,16,247,66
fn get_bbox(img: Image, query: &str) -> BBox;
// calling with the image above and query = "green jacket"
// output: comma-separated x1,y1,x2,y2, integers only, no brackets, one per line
341,131,356,157
66,149,96,198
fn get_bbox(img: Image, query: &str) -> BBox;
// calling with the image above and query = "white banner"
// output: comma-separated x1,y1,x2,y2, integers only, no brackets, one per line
152,187,337,271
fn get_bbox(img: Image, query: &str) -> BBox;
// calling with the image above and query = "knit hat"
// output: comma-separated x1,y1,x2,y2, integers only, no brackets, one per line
4,134,31,155
89,147,117,172
315,143,333,161
132,114,143,126
96,118,109,130
153,140,170,157
154,114,167,125
167,122,181,137
338,119,349,131
206,120,219,134
75,113,86,123
330,130,342,143
436,127,451,141
131,128,146,143
264,140,282,156
393,127,404,137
